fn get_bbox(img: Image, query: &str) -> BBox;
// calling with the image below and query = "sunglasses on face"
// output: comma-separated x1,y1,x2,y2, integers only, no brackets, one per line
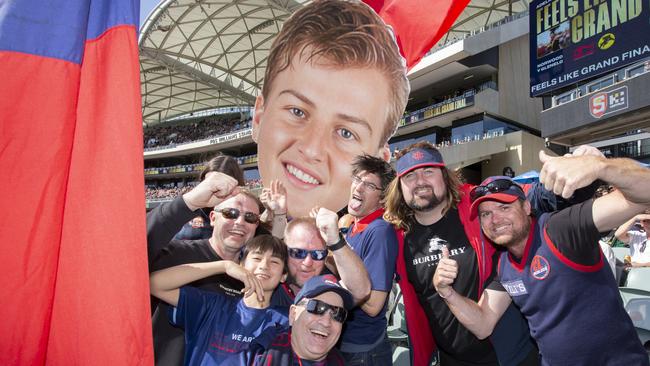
216,207,260,224
299,298,347,323
469,179,524,202
288,248,328,261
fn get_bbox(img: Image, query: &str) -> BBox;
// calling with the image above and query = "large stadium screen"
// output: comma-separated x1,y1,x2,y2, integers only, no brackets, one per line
529,0,649,97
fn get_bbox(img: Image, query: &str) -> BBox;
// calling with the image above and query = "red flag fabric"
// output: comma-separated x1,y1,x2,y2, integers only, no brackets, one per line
0,1,153,365
364,0,470,69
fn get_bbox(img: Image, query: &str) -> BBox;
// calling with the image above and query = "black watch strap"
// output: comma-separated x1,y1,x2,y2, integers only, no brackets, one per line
328,234,347,251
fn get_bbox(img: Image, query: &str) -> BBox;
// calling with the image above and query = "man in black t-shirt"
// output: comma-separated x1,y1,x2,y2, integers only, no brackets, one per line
434,154,650,366
147,172,267,366
384,141,539,366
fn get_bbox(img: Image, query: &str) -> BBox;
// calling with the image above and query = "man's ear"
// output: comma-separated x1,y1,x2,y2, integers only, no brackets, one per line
289,304,297,326
209,210,217,227
377,143,391,162
523,200,532,216
281,272,288,283
252,95,265,143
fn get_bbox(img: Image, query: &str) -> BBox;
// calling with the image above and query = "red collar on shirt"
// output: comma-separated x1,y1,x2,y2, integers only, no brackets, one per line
349,208,384,236
507,218,537,272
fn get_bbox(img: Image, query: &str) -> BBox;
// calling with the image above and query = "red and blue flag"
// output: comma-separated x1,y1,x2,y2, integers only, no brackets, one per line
0,0,153,364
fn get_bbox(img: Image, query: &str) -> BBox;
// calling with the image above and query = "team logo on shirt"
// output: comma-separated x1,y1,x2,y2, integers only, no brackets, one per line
530,255,550,280
428,237,448,252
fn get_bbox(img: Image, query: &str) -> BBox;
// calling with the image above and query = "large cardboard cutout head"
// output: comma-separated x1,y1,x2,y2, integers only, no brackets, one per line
252,0,409,217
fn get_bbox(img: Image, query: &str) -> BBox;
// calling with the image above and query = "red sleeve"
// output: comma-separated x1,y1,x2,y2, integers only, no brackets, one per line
395,229,436,366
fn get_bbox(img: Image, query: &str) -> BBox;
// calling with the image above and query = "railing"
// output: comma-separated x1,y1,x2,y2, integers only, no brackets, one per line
426,10,529,56
144,120,252,152
551,59,650,108
399,80,497,127
144,154,259,176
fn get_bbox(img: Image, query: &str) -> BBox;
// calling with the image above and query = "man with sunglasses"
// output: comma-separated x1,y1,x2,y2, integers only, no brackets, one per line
383,141,604,365
433,154,650,365
147,172,267,366
384,142,541,366
223,275,354,365
270,216,371,308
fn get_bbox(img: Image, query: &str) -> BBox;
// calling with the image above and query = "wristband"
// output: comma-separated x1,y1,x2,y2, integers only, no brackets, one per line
273,212,287,219
328,234,347,251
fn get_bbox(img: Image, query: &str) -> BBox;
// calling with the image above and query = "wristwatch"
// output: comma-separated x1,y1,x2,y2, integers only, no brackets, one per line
328,233,347,251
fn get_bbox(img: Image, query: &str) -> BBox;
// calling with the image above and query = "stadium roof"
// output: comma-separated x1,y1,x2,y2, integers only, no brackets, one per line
139,0,529,126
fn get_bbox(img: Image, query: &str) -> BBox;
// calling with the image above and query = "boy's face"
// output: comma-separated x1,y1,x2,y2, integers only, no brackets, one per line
253,53,392,217
243,249,287,291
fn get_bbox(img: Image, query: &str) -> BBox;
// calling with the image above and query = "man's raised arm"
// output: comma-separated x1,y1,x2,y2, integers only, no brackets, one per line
313,207,371,304
539,153,650,232
146,172,239,262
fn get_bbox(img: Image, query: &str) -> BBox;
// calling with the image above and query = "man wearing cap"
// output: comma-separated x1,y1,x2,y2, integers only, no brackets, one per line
222,275,354,365
384,141,539,366
433,153,650,365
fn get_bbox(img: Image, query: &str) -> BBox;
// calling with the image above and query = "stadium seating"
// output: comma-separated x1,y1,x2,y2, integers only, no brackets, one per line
387,283,410,365
612,247,629,262
626,268,650,293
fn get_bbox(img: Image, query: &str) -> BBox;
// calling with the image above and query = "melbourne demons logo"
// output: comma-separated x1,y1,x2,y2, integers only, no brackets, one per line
530,255,550,280
428,237,448,252
412,151,425,160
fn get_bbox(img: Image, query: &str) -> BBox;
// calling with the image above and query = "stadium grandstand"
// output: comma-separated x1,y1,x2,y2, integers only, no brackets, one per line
139,0,650,361
140,0,649,206
140,0,649,207
140,0,540,207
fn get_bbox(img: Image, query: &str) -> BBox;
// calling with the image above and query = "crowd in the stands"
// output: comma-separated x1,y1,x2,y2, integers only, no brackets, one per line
144,116,252,149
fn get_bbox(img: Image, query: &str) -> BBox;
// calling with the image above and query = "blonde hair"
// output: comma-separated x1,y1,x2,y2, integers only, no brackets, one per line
263,0,409,146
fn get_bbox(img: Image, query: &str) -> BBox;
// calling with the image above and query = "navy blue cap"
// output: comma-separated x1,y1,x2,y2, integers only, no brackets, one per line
469,176,526,219
294,275,354,310
396,148,445,177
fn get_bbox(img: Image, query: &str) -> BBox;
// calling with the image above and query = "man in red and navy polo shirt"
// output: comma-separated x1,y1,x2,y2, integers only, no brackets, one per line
434,152,650,365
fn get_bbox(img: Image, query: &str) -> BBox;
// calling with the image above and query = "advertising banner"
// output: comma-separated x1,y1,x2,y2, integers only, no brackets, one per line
530,0,650,96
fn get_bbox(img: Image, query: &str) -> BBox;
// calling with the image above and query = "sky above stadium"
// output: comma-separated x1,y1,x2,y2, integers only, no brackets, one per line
140,0,160,29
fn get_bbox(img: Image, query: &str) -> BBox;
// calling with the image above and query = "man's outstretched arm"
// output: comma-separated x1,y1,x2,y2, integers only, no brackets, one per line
539,153,650,232
150,260,264,307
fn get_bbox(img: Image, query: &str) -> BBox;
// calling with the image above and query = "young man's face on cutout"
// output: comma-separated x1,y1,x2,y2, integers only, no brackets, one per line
253,53,392,217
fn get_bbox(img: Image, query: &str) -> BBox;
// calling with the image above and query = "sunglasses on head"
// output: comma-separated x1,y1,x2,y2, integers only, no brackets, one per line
299,298,347,323
288,248,328,261
470,179,524,202
216,207,260,224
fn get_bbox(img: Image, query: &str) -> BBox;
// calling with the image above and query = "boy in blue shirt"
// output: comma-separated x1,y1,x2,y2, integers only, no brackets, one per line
150,234,290,365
